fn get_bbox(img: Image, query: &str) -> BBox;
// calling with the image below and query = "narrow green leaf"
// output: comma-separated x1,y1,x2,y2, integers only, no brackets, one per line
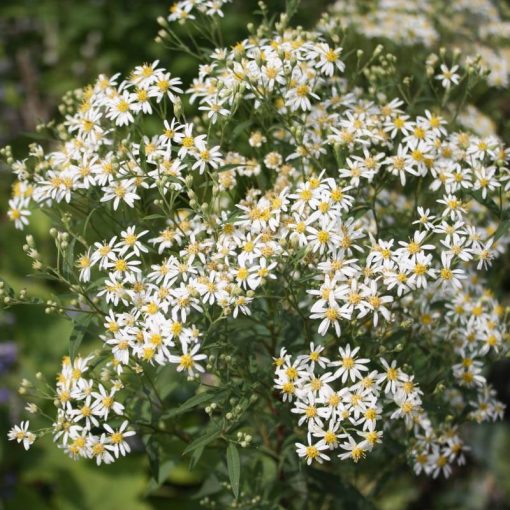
143,435,160,484
189,445,205,470
183,427,221,456
470,190,500,216
231,119,251,141
27,272,61,282
192,474,222,499
142,214,167,221
226,443,240,499
494,219,510,241
64,237,76,276
69,314,93,361
82,205,100,236
162,388,225,419
308,468,377,509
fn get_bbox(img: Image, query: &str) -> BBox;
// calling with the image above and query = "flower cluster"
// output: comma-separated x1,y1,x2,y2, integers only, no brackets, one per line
274,344,476,478
3,0,509,486
188,31,344,116
81,226,211,373
7,59,221,221
8,355,136,465
52,355,135,465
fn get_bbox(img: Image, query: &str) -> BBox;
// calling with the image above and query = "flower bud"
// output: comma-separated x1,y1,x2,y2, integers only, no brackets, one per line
157,16,168,28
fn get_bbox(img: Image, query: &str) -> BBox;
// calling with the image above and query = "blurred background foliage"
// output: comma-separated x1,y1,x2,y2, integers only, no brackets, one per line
0,1,509,509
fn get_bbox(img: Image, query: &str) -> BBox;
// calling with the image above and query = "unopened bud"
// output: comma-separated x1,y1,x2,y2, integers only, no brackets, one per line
157,16,168,28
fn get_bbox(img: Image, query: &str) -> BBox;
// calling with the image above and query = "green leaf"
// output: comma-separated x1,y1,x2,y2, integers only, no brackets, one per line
232,119,252,139
192,473,222,499
63,237,77,277
82,205,101,236
142,214,167,222
308,468,377,509
226,443,241,499
189,445,205,470
155,366,178,400
69,314,93,361
143,435,160,484
351,204,371,220
27,272,62,282
183,426,222,456
494,219,510,241
145,460,175,494
469,190,500,217
162,388,226,419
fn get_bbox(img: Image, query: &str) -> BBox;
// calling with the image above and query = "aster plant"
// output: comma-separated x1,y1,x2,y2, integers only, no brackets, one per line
2,0,510,507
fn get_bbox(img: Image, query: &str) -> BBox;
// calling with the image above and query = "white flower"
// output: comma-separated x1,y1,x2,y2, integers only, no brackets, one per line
285,82,320,111
131,60,161,87
331,344,369,383
314,43,345,76
100,179,140,210
310,303,351,336
198,97,230,123
413,207,436,230
429,446,452,478
8,421,36,450
378,359,402,394
7,198,31,229
435,64,460,89
77,249,93,282
306,219,338,254
338,435,367,462
117,226,149,256
107,91,135,126
168,342,207,376
296,434,330,465
91,384,124,419
149,72,183,103
90,433,115,465
473,238,495,270
104,420,136,458
473,165,500,199
437,252,466,289
191,142,223,174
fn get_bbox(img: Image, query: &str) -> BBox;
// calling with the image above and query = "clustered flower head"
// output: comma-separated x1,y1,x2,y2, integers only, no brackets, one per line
4,0,510,484
52,355,135,465
274,337,503,477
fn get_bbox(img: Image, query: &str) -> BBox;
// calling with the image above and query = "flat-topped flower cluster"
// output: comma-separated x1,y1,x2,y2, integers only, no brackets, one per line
3,0,509,484
53,354,135,465
274,344,476,478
